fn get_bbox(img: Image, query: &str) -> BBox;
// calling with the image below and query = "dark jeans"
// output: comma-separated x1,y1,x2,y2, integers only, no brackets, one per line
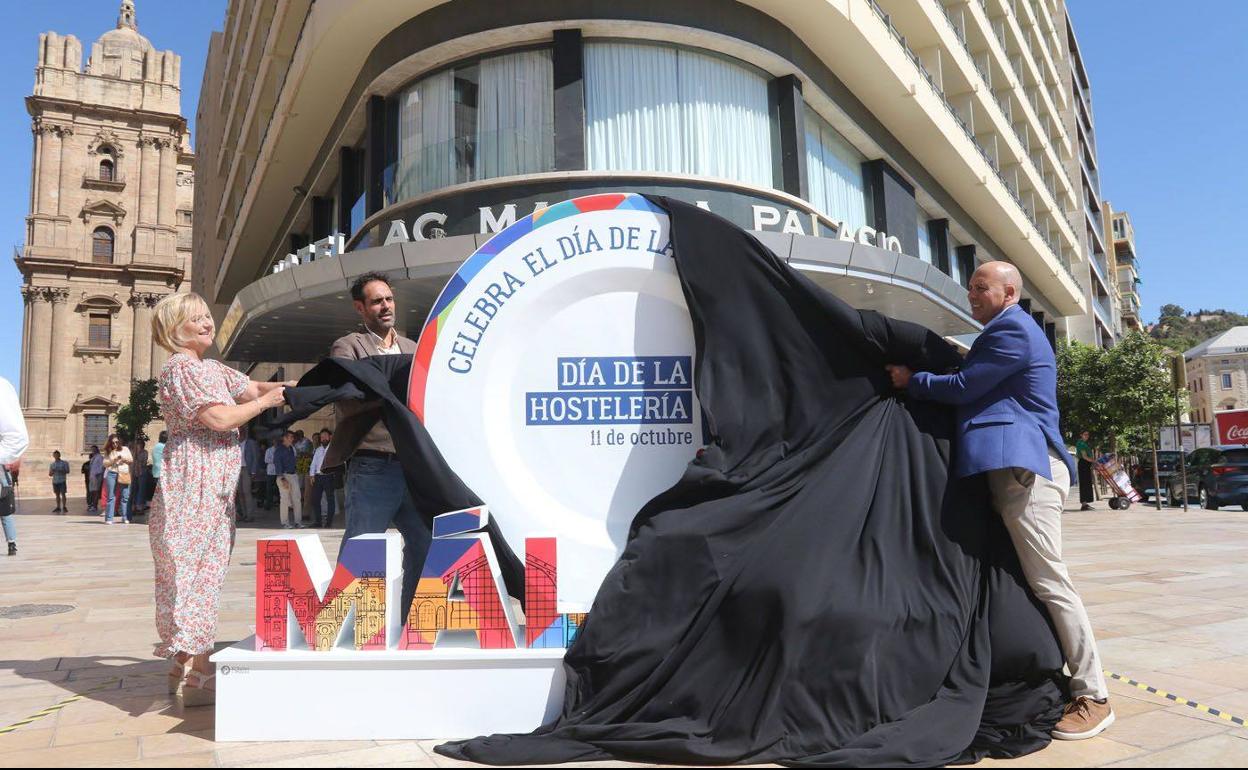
312,474,337,525
340,455,430,625
1077,459,1095,504
263,474,277,509
131,471,147,511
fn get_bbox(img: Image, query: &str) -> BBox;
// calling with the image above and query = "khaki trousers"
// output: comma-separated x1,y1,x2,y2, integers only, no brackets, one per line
987,448,1108,700
277,473,302,527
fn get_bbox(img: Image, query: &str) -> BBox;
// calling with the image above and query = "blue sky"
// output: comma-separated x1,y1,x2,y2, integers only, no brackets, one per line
1066,1,1247,320
0,2,1243,389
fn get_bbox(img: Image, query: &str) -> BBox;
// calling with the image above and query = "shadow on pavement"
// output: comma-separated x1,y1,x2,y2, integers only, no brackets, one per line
0,650,242,736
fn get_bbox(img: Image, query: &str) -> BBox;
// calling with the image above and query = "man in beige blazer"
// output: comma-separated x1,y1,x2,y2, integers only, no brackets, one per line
325,272,425,622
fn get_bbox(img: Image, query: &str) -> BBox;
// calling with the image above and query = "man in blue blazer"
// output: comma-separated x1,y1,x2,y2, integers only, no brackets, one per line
887,261,1113,741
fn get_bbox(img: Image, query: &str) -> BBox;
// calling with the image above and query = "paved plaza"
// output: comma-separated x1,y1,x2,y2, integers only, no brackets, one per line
1,493,1247,768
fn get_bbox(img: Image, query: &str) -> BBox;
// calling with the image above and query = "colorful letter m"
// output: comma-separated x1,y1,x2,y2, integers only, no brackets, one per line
255,532,401,651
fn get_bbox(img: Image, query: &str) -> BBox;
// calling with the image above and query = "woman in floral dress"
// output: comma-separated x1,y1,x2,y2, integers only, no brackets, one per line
150,293,290,705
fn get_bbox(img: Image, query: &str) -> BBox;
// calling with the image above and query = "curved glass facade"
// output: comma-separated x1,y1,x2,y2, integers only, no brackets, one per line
584,41,774,188
803,106,867,231
390,48,554,202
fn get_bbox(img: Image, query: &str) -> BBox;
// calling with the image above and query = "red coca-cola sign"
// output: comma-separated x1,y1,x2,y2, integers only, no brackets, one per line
1215,410,1248,445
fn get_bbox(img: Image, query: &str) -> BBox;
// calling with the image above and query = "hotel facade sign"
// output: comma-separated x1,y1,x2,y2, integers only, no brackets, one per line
274,178,903,274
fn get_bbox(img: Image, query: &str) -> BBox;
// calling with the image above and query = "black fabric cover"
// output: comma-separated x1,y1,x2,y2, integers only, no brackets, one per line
434,198,1067,766
279,197,1067,766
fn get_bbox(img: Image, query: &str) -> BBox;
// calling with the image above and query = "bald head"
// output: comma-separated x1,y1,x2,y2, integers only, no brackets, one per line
967,260,1023,324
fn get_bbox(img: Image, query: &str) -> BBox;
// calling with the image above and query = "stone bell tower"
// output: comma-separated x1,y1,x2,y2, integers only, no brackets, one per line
14,1,195,498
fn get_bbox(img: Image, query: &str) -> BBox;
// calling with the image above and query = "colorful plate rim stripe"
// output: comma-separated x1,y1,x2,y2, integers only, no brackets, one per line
407,192,666,422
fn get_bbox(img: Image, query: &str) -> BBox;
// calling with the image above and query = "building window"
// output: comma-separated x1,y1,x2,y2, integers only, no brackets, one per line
99,158,114,181
92,227,114,263
83,414,108,451
1223,373,1233,390
88,313,111,348
177,210,193,225
915,209,934,264
392,48,554,202
804,106,868,231
585,42,774,189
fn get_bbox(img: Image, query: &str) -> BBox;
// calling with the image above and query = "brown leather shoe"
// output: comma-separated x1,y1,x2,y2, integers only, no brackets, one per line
1053,696,1114,740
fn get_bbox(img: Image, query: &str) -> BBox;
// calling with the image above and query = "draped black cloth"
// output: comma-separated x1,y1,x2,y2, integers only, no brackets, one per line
434,198,1067,766
278,197,1067,766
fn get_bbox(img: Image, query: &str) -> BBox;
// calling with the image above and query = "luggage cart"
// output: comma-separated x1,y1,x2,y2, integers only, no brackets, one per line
1095,454,1142,510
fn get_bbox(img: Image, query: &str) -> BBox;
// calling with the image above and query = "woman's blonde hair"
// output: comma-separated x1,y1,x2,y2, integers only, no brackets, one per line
152,292,212,353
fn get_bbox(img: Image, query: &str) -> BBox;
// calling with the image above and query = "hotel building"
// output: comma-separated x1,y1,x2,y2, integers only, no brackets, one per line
196,0,1111,370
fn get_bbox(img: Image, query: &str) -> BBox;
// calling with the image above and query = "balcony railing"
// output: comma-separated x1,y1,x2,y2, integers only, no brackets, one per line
74,341,122,356
1088,250,1111,288
82,173,126,190
1092,292,1114,329
868,0,1081,293
941,0,1074,235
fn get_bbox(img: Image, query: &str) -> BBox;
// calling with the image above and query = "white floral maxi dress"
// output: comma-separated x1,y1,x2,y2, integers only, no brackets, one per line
150,353,248,658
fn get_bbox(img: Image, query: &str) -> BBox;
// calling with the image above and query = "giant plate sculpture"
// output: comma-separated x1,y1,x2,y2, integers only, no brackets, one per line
409,193,702,612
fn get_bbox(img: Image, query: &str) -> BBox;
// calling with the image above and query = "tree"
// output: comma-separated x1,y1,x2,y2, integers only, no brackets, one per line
1057,333,1184,455
1102,331,1181,453
1056,340,1113,448
113,378,160,442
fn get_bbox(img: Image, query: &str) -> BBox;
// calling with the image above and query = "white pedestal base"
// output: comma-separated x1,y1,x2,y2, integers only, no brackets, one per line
211,637,567,741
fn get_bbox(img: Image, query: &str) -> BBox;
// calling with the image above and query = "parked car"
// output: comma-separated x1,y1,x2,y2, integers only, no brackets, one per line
1166,446,1248,510
1131,450,1184,502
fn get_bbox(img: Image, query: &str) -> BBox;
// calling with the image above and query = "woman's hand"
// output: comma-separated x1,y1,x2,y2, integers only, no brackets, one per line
283,380,298,388
260,387,287,410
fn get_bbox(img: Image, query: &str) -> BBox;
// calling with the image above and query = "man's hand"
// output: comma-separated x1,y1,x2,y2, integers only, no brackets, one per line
885,364,913,390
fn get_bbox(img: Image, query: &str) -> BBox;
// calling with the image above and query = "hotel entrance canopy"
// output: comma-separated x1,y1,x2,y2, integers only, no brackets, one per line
217,232,979,364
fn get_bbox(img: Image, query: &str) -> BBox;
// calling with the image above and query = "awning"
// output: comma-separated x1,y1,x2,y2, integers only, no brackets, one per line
217,232,979,364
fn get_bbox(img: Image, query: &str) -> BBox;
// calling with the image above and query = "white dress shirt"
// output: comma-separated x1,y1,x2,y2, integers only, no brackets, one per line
367,328,403,355
309,444,329,477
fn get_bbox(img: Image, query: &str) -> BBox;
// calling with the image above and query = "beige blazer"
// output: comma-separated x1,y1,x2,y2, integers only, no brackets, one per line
322,330,417,470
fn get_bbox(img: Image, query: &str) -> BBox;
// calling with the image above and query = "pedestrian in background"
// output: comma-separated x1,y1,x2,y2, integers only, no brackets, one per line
48,450,70,513
309,428,336,528
102,434,133,524
148,291,288,706
295,429,313,524
87,445,103,514
273,431,301,528
0,375,30,556
81,454,91,509
263,440,277,511
131,438,149,515
1075,431,1096,512
150,431,166,507
239,430,260,520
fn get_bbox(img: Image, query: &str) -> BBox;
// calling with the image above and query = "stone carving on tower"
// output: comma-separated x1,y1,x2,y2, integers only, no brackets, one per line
14,0,195,498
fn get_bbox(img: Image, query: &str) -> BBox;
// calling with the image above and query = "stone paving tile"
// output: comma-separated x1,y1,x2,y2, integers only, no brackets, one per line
1,497,1246,767
95,755,217,768
212,739,375,766
971,736,1147,767
1103,733,1248,767
0,735,141,767
1102,709,1230,751
241,743,430,767
1104,668,1239,702
0,728,55,755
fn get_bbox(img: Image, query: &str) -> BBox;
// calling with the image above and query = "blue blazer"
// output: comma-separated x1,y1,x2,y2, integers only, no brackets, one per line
907,304,1076,481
